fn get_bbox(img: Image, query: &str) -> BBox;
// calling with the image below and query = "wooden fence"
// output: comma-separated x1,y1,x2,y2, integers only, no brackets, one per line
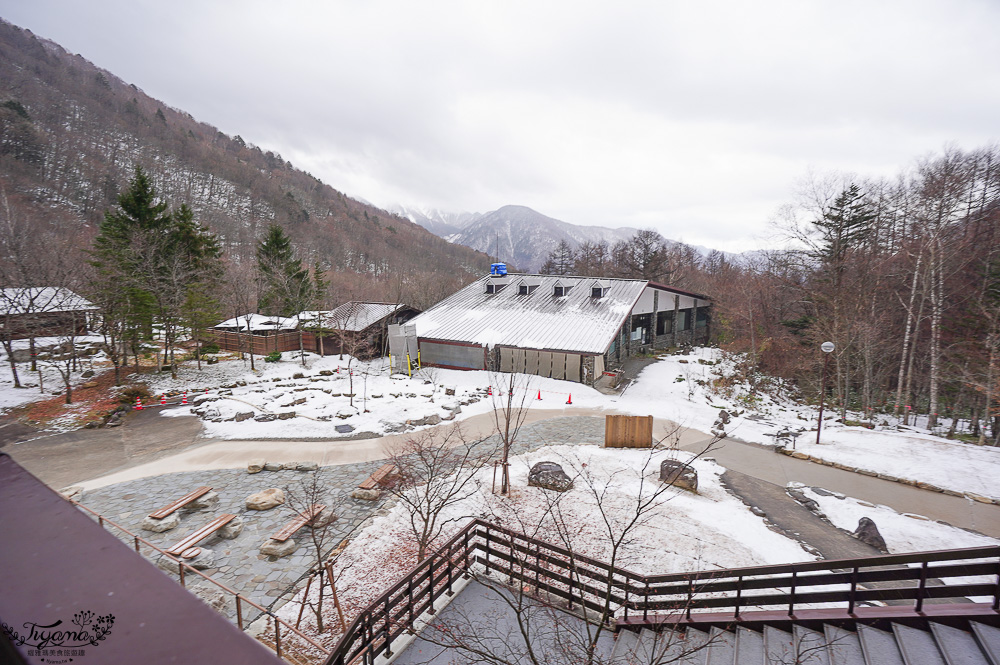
605,415,653,448
206,330,303,356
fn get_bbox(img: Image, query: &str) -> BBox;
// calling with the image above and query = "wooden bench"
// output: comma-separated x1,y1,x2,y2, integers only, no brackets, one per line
358,464,400,491
165,514,236,558
270,504,327,543
148,486,212,520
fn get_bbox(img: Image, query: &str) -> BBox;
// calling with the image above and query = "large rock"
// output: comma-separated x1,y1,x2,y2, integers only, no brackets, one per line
260,538,299,557
218,515,244,539
853,517,888,552
264,461,284,471
184,490,220,512
527,462,574,492
246,488,285,511
659,460,698,493
234,411,254,422
141,512,180,532
157,547,216,572
247,458,266,474
296,461,319,471
352,488,381,501
191,583,229,613
277,412,296,420
310,506,337,529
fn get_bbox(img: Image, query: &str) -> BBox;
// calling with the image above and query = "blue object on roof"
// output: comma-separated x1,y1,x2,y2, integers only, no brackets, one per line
490,263,507,276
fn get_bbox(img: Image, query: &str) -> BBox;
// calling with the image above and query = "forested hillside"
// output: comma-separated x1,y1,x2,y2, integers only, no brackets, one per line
0,19,492,308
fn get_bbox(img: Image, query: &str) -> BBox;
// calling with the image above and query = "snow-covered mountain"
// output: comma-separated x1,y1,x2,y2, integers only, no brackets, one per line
442,205,640,271
389,205,482,238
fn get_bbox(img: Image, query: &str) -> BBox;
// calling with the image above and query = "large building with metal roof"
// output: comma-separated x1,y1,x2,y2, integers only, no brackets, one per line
406,270,710,384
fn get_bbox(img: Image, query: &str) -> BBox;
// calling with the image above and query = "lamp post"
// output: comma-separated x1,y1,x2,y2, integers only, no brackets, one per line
816,341,835,445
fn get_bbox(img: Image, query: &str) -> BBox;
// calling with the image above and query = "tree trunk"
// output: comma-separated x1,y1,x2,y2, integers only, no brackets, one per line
895,249,923,418
928,240,943,428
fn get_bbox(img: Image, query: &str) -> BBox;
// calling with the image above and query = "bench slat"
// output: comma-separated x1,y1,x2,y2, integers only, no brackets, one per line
357,464,399,490
148,486,212,519
165,514,236,556
271,504,326,542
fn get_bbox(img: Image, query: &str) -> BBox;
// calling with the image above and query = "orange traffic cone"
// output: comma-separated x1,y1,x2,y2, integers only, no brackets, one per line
181,392,188,405
566,393,572,405
135,397,143,410
160,394,167,406
537,390,542,400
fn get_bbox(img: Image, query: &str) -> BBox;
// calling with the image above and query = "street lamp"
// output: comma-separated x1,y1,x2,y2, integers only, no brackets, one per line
816,341,835,445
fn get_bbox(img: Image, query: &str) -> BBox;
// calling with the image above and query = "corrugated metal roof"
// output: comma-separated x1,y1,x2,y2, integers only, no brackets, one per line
410,275,648,355
1,287,97,315
304,302,408,332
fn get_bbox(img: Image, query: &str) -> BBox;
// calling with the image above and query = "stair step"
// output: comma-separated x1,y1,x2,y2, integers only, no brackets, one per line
894,622,947,665
930,622,992,665
858,625,905,665
971,623,1000,665
705,627,736,665
678,628,712,665
735,627,764,665
825,625,866,665
794,625,832,665
634,628,658,663
765,626,795,665
611,629,639,663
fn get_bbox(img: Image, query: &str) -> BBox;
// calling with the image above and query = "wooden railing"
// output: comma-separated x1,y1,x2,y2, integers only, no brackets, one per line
326,518,1000,665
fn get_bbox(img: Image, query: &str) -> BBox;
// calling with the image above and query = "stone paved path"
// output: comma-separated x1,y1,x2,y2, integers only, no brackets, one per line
76,417,606,625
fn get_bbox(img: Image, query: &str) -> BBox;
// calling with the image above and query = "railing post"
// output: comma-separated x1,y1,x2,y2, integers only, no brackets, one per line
848,567,859,616
642,579,649,621
734,576,742,619
623,573,630,621
915,561,928,613
485,529,492,574
274,616,281,659
178,561,185,588
687,576,694,621
236,595,243,630
788,570,797,617
134,535,140,553
447,554,455,596
994,559,1000,612
407,576,415,631
98,515,104,528
428,558,437,615
383,599,393,657
462,528,472,577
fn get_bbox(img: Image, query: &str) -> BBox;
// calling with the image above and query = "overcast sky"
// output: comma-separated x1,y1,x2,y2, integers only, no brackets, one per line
2,1,999,251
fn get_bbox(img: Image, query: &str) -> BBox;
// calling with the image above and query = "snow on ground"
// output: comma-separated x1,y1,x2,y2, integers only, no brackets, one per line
278,443,814,636
616,349,1000,501
152,352,606,439
797,485,1000,554
0,335,107,411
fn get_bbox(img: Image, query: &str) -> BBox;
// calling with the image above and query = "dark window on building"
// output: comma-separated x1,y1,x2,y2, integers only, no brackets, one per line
554,285,571,296
519,284,528,295
592,287,605,298
696,309,709,329
486,283,507,294
656,311,673,336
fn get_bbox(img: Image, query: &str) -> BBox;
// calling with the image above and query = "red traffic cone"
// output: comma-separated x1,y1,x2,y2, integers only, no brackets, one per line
135,397,143,410
537,390,542,400
205,388,209,395
181,392,188,405
160,394,166,406
566,393,572,405
487,386,492,396
337,366,341,374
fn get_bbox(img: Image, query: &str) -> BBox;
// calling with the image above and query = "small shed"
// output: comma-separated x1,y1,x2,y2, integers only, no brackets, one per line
300,302,420,357
0,287,97,340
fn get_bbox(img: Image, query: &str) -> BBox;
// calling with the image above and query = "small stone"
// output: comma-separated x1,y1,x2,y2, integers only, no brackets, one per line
247,459,266,474
319,370,333,376
60,486,84,501
445,386,456,396
659,459,698,493
282,462,299,470
191,583,229,612
352,488,381,501
81,381,98,389
234,411,254,422
310,506,336,529
185,491,220,512
254,414,277,422
142,512,180,532
260,538,299,557
264,461,283,471
790,451,809,460
293,372,305,379
296,461,319,471
337,409,354,419
158,547,216,572
81,369,95,378
246,488,285,511
277,412,295,420
527,462,574,492
853,517,888,552
218,515,244,539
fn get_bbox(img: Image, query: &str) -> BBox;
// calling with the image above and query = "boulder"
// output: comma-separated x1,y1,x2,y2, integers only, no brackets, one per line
659,460,698,492
141,512,180,532
445,386,456,396
81,369,95,378
352,488,381,501
264,461,283,471
218,515,244,539
81,381,98,389
853,517,888,552
59,486,84,502
191,583,229,613
319,370,333,376
234,411,254,422
260,538,299,557
247,458,266,474
254,414,277,422
415,414,441,426
277,412,296,420
296,461,319,471
527,462,574,492
310,506,337,529
282,462,299,470
246,488,285,511
184,491,220,512
337,409,354,420
158,547,216,572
